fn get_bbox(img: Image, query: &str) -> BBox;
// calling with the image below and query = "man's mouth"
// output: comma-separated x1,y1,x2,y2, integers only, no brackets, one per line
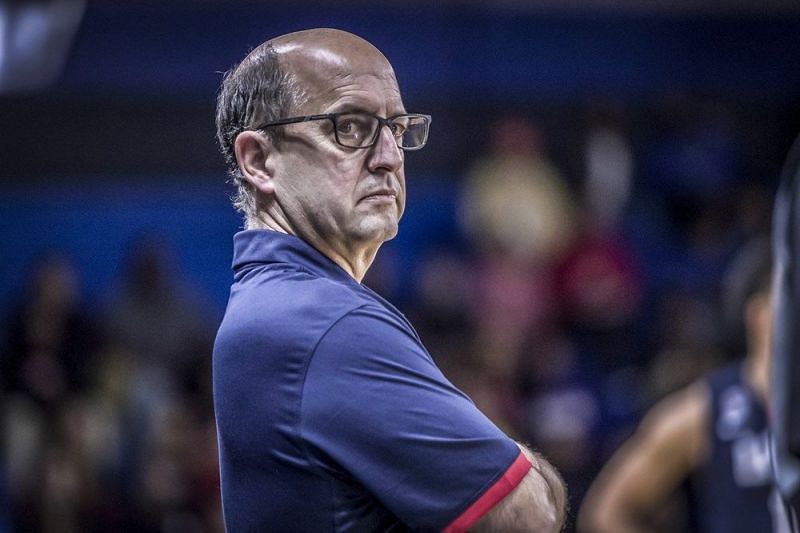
360,190,398,203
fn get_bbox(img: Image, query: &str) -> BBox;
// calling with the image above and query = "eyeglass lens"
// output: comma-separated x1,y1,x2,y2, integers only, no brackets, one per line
334,113,428,149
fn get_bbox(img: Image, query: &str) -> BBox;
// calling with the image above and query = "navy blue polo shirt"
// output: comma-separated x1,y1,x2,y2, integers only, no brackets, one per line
213,230,529,532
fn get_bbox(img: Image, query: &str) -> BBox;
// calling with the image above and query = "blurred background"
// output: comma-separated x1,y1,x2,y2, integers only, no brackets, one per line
1,0,800,531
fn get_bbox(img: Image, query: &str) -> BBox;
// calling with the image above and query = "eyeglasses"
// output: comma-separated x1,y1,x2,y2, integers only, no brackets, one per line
255,112,432,151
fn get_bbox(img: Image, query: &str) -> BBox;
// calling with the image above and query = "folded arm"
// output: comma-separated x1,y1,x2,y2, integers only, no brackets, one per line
471,444,567,533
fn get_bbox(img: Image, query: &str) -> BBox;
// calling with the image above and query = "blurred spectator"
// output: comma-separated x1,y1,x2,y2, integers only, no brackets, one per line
2,252,97,408
102,233,214,377
582,101,635,230
460,115,577,378
1,252,100,530
568,102,641,337
461,115,576,263
98,233,220,531
578,236,788,533
556,214,643,371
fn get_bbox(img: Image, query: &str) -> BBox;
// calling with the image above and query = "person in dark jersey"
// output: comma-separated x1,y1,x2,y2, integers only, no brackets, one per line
212,28,565,532
578,238,788,533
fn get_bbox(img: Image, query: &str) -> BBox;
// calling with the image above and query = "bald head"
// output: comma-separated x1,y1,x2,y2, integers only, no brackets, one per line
250,29,399,115
238,29,395,90
269,28,392,68
215,29,403,222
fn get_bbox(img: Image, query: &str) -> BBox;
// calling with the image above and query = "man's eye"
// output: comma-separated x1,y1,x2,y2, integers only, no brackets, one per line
337,120,355,134
390,120,409,136
337,116,371,136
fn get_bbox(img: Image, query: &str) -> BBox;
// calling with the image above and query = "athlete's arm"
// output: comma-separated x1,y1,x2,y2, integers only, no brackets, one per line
471,444,567,533
577,382,710,533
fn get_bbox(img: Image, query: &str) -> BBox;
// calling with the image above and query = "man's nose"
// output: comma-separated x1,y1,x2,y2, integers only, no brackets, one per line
367,124,403,172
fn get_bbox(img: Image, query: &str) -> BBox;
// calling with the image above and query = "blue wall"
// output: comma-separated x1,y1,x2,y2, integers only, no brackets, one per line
60,6,800,100
0,178,462,316
0,182,239,315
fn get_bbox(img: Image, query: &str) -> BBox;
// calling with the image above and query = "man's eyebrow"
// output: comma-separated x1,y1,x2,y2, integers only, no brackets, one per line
329,104,375,115
328,103,407,116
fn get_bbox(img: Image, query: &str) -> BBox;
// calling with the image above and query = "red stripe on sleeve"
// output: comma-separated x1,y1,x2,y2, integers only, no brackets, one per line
442,451,532,533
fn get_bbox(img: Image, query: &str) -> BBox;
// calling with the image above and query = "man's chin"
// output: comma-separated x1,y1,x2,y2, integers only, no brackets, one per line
352,216,399,244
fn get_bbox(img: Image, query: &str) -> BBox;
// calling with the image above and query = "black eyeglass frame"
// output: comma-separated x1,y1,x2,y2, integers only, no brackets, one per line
254,112,432,151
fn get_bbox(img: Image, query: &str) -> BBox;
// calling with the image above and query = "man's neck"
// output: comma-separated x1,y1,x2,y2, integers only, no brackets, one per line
246,215,377,282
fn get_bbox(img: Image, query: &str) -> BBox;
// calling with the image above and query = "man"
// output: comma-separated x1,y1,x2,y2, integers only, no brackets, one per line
212,28,566,532
578,239,787,532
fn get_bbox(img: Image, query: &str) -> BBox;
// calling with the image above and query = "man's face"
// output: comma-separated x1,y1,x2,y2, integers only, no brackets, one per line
269,41,407,258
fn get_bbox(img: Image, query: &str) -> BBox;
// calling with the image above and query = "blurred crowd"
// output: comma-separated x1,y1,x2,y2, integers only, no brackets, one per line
380,95,777,530
1,238,221,532
0,94,783,532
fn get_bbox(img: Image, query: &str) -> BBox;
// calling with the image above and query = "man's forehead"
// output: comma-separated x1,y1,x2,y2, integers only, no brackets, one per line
280,45,357,81
270,29,397,84
269,28,386,60
260,30,402,114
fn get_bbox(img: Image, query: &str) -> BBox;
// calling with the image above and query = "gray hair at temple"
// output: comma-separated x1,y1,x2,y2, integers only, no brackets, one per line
215,42,306,222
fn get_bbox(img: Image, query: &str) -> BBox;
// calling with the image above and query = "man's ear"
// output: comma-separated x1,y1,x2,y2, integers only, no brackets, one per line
234,131,276,195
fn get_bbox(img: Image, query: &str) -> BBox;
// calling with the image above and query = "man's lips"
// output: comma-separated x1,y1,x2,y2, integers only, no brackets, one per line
360,190,398,202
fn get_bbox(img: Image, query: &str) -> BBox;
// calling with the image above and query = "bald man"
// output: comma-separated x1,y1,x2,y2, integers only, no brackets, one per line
212,29,565,532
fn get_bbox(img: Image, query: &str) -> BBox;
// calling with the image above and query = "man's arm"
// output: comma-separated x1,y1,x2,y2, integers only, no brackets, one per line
471,444,567,533
577,382,710,533
303,305,564,530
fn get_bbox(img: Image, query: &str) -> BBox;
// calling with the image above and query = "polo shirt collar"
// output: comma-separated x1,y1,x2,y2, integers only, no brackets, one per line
232,230,356,284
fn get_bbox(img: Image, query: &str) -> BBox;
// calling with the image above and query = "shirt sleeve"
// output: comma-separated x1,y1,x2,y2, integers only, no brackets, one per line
300,304,529,531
